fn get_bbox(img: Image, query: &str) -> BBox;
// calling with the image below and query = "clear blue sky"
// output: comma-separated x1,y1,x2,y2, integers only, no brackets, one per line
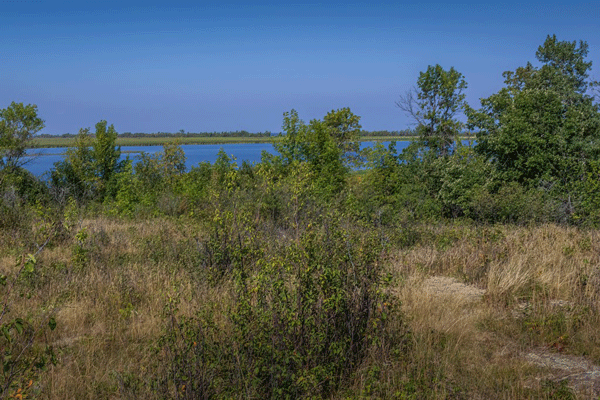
1,0,598,134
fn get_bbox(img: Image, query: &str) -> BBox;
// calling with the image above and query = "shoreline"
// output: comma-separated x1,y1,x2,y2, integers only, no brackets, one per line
27,135,478,149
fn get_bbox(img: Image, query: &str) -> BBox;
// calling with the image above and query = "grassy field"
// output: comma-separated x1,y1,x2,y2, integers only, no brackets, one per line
28,135,418,148
2,215,599,398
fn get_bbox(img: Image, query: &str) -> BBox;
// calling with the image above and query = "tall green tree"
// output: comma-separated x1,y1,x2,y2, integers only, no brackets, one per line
397,64,467,156
276,109,305,166
322,107,362,167
503,34,595,105
51,128,95,201
467,35,600,188
51,121,124,201
0,102,44,171
93,120,121,187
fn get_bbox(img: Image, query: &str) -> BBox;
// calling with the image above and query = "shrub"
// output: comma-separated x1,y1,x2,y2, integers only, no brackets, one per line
155,212,390,398
0,255,57,399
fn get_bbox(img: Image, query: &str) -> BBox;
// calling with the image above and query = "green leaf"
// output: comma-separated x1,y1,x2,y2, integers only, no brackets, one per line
24,254,36,274
14,319,24,335
2,326,11,342
48,317,57,331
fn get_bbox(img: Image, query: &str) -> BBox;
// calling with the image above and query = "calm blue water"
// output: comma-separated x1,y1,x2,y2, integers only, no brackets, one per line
21,141,430,177
22,143,277,177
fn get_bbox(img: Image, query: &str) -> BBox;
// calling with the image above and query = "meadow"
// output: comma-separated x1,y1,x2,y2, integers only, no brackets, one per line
2,212,599,398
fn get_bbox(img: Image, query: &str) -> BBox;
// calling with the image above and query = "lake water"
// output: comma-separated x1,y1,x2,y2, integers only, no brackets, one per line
21,141,426,177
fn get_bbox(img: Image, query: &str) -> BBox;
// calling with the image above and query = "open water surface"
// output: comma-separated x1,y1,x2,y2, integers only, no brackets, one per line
22,141,420,177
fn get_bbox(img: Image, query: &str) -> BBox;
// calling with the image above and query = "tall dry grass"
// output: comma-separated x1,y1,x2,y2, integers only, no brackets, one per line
376,223,600,398
0,216,216,399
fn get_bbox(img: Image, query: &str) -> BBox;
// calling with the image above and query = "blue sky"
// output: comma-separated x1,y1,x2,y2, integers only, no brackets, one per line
1,1,599,134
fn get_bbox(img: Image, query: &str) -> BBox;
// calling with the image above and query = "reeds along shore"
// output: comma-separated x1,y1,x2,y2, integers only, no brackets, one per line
29,134,426,148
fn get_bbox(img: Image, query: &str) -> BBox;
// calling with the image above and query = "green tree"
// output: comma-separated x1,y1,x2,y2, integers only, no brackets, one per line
276,109,305,166
323,107,362,167
161,142,186,178
436,146,496,218
303,118,347,195
51,121,124,202
51,128,95,202
276,108,362,166
0,102,44,171
503,34,596,105
134,142,186,188
468,35,600,188
131,141,187,205
275,109,359,196
397,64,467,156
92,120,122,192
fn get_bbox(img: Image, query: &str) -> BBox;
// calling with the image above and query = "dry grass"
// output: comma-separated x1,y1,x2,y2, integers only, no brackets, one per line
3,219,600,398
383,223,600,398
0,216,215,399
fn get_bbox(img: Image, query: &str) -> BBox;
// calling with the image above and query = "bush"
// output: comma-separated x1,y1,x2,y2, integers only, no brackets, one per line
155,212,391,398
468,181,556,224
0,255,57,399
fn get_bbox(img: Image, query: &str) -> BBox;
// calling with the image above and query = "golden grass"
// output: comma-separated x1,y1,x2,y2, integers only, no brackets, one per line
381,223,600,398
0,216,211,399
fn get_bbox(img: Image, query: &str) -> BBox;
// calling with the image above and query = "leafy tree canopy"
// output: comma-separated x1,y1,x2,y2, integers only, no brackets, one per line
0,102,44,171
93,120,121,184
275,108,362,196
468,35,600,187
51,121,125,201
398,64,467,157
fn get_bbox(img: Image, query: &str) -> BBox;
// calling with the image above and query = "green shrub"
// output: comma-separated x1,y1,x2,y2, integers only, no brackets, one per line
468,182,556,224
0,255,57,399
156,212,391,399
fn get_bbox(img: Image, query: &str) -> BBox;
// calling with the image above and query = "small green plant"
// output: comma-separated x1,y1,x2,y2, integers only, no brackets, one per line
153,294,227,400
541,379,575,399
118,303,136,320
71,228,90,270
0,255,57,399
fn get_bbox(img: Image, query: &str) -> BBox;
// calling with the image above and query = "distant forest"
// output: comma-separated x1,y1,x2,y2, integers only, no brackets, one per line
37,129,423,139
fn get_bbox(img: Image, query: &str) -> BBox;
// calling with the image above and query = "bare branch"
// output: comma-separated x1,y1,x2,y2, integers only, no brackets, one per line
591,81,600,103
395,87,424,126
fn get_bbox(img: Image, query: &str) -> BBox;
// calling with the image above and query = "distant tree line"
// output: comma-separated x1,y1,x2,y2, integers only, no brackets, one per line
38,130,434,139
359,129,414,137
38,130,274,139
358,129,472,137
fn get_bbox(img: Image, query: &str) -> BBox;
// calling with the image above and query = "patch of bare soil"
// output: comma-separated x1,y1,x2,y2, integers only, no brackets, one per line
421,276,485,303
525,349,600,398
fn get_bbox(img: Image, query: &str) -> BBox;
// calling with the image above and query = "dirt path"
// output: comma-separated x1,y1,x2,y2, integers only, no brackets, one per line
421,276,485,302
524,350,600,397
420,276,600,398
